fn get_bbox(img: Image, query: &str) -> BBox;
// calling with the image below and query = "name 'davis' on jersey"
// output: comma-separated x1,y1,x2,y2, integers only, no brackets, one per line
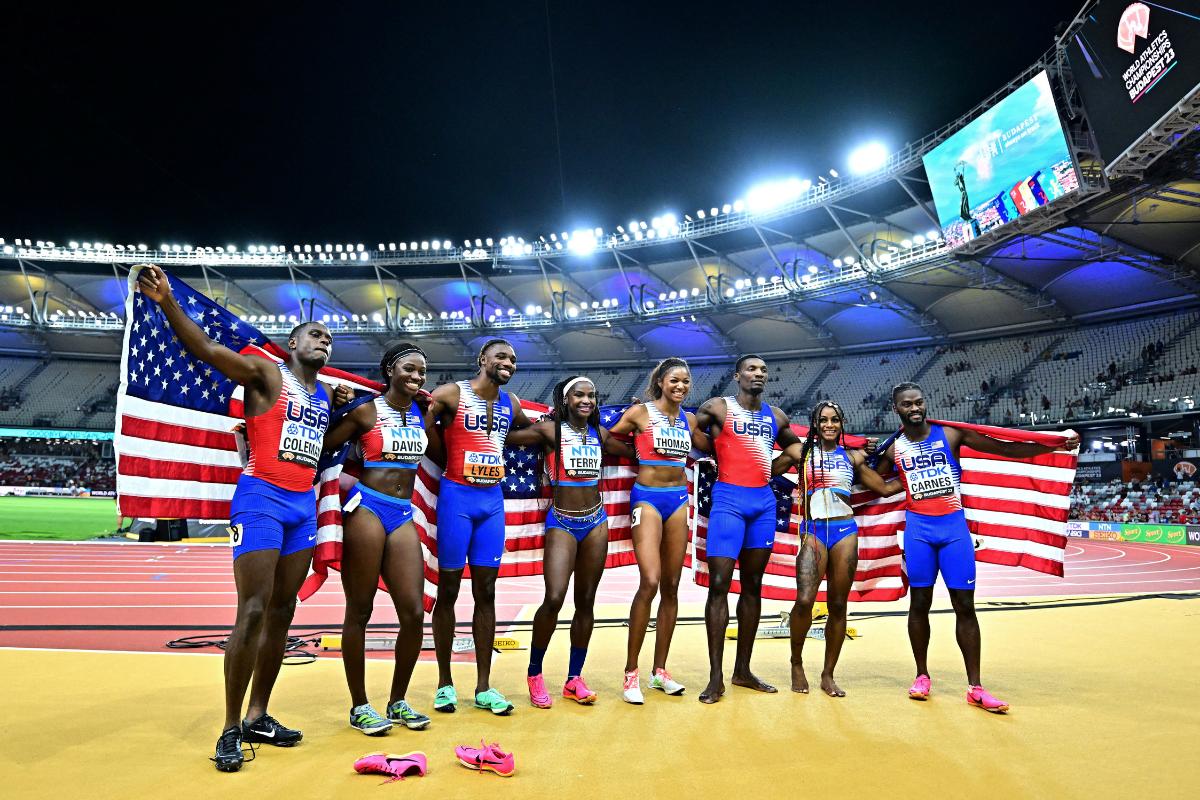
384,427,426,457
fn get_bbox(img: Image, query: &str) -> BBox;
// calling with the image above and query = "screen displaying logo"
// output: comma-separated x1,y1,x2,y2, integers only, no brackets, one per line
1118,3,1151,53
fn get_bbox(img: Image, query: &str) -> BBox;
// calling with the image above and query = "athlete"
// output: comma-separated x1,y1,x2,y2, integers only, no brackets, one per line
135,264,351,772
505,376,633,708
871,382,1078,713
426,339,535,716
608,357,706,703
772,401,900,697
693,355,802,703
320,342,442,735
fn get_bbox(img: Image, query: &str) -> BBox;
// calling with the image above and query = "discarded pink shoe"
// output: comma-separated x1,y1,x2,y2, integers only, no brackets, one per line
354,751,428,782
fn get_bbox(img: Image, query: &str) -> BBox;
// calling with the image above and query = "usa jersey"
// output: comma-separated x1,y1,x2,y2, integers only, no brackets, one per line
803,444,855,518
359,397,427,469
715,397,777,487
894,424,962,515
443,381,513,487
545,423,602,487
244,364,331,492
634,403,691,467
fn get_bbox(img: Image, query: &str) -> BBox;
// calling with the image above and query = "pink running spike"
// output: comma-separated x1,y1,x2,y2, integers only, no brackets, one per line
563,676,597,705
353,751,428,782
966,685,1010,714
527,674,552,709
908,674,931,700
455,740,515,777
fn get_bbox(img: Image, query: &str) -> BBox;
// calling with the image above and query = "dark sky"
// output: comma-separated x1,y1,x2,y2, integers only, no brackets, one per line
2,1,1085,246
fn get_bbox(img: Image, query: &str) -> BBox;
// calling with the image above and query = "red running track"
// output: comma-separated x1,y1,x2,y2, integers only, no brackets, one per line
1,539,1198,653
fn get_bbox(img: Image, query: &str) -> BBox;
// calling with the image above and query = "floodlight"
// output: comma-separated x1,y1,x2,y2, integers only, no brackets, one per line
848,142,888,175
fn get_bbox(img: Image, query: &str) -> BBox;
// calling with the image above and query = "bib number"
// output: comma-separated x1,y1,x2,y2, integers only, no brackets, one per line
631,506,642,527
464,450,505,485
381,426,427,463
277,420,322,469
563,444,601,478
227,524,244,548
906,465,955,501
651,426,690,459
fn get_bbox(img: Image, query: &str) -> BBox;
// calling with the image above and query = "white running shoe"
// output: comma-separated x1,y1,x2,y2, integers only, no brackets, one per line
649,668,686,696
622,670,644,705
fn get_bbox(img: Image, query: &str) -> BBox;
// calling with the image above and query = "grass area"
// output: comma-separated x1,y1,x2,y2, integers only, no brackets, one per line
0,496,121,540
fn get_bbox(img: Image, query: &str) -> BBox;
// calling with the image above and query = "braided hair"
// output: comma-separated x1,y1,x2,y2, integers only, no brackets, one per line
798,400,849,533
645,357,690,401
550,376,602,487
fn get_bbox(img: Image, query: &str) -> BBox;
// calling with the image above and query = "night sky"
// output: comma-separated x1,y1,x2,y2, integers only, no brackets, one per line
2,1,1086,246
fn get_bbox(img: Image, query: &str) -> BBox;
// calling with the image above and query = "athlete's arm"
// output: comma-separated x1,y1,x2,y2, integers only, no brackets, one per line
772,441,804,477
320,381,354,408
505,419,552,446
954,427,1080,459
427,382,460,427
692,398,721,433
600,426,635,459
421,402,446,467
322,401,374,454
135,264,274,391
848,449,903,496
687,410,712,453
607,403,646,436
772,407,802,449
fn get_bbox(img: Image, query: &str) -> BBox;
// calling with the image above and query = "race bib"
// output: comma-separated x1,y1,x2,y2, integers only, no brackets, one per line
380,425,427,464
227,524,243,548
464,450,505,485
277,419,323,469
905,464,956,501
652,425,691,459
562,443,602,479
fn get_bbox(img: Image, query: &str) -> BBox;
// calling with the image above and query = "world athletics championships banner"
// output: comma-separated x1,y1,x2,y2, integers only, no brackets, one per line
1067,0,1200,166
1066,520,1197,545
922,70,1079,249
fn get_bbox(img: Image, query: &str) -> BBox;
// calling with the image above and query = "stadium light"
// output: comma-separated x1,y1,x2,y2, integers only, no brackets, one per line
848,142,888,175
746,178,806,214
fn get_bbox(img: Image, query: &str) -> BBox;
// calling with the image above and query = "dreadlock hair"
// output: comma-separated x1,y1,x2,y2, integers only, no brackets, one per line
550,376,602,488
645,357,690,401
798,400,849,535
477,338,514,368
734,353,764,373
891,381,923,405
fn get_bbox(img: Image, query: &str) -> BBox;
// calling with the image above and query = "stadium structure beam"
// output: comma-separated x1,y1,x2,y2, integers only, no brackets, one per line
198,265,275,317
823,206,870,267
22,259,104,317
1040,229,1199,291
895,176,941,228
472,260,561,358
16,259,43,324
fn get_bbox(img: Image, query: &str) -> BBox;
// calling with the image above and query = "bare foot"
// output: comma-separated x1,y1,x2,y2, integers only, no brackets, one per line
731,671,778,693
699,679,725,704
791,662,809,694
820,673,845,697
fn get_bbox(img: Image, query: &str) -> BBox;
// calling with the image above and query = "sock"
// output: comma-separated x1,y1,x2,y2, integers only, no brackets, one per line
567,646,587,679
528,646,547,677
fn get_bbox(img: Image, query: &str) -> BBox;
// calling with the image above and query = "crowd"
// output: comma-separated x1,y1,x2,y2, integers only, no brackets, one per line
1069,479,1200,524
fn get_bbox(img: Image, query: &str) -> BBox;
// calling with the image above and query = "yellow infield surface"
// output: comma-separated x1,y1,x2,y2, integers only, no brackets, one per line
1,595,1197,799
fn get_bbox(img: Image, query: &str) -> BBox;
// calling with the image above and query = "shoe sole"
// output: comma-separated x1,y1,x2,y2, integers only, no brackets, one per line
351,724,393,736
214,760,243,773
967,699,1009,714
652,685,686,696
243,736,301,747
389,718,432,730
530,698,553,709
564,694,596,705
457,758,514,777
908,693,929,701
623,694,644,705
475,703,514,716
433,704,456,713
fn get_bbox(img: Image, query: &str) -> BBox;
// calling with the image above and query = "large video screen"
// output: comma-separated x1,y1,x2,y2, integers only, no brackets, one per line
922,71,1079,249
1067,0,1200,165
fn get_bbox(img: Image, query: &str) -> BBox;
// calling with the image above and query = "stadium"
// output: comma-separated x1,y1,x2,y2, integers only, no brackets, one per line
1,1,1198,797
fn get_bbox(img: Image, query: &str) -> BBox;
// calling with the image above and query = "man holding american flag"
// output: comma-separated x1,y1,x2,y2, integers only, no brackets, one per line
871,382,1079,714
134,264,351,772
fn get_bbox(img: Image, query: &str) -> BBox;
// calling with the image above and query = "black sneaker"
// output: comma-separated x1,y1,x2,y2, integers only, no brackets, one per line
212,726,246,772
242,714,303,747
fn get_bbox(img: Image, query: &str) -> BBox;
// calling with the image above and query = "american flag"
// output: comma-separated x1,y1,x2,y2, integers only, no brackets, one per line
691,422,1078,602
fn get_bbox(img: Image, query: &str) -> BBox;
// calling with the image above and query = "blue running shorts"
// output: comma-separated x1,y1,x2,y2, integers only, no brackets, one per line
629,483,689,524
545,506,608,543
903,509,976,591
802,517,857,551
436,477,506,570
228,474,317,560
705,482,777,560
344,483,414,534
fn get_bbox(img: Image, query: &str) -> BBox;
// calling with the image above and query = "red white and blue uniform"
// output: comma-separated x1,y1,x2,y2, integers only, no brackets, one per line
706,397,779,560
230,364,330,559
630,403,691,522
437,381,513,569
544,422,607,542
343,397,427,534
894,424,975,590
801,444,858,550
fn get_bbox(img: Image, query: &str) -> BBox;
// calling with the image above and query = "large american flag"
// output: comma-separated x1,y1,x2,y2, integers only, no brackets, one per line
691,423,1078,602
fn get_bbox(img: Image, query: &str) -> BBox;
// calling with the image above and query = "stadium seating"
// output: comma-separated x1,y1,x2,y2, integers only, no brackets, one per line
1071,479,1200,524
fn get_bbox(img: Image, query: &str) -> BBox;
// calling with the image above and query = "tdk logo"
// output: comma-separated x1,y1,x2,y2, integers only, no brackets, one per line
899,451,950,472
464,412,511,435
285,400,329,430
731,419,773,438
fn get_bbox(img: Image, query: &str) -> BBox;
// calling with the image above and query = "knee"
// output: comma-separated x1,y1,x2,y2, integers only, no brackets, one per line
236,595,268,632
637,574,661,599
345,601,373,629
269,596,298,623
658,575,680,601
396,604,422,630
827,599,848,620
542,589,567,613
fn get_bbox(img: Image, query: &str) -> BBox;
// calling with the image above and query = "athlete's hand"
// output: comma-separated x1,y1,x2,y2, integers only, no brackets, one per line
863,437,879,455
332,384,354,407
134,264,172,304
1061,432,1080,452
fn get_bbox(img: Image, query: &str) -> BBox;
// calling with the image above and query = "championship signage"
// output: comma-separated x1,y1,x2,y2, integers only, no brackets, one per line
1066,1,1200,165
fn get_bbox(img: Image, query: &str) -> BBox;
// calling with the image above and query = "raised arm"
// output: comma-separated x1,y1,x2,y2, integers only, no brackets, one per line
772,441,805,477
607,403,646,436
955,427,1080,460
135,265,276,390
848,449,903,496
